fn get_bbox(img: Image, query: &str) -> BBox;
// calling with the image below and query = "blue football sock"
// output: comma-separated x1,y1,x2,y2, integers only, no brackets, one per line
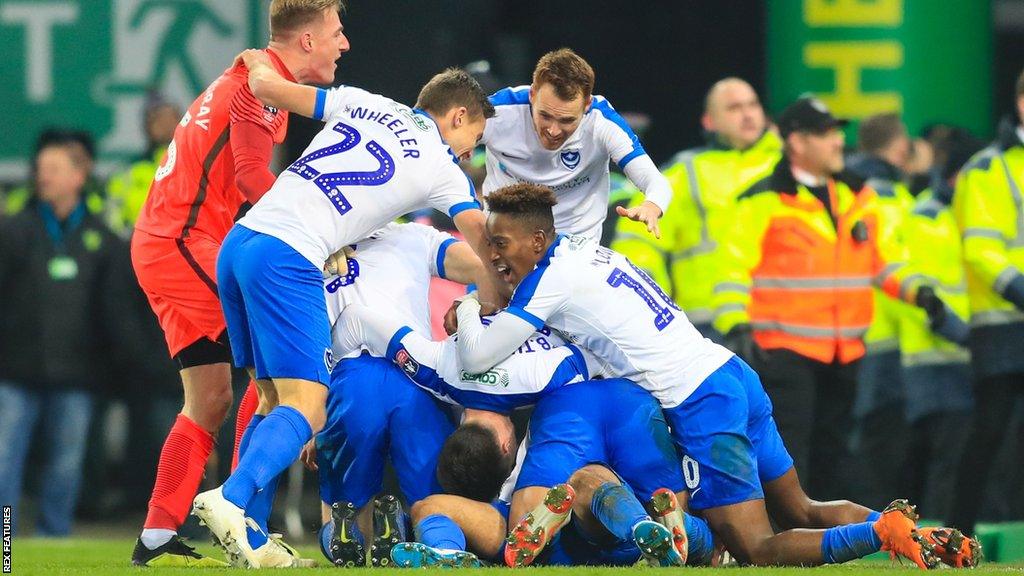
866,510,882,522
244,472,281,550
237,414,265,461
683,512,715,565
821,522,882,564
319,520,336,561
591,482,650,542
222,406,312,511
417,514,466,551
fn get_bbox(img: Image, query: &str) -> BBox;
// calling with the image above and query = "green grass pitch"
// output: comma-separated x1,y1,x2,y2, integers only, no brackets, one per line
8,538,1024,575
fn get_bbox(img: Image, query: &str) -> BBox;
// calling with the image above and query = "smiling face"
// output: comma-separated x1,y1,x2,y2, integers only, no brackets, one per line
529,82,589,150
485,211,550,289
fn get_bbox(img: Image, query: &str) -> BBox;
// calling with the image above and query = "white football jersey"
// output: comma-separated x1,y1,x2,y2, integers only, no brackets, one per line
481,86,648,241
325,222,455,359
394,318,601,413
505,235,734,408
240,86,479,267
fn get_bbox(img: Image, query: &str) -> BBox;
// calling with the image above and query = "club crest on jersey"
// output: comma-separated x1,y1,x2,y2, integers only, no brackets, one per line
395,348,419,376
263,105,279,123
324,348,337,372
560,149,581,171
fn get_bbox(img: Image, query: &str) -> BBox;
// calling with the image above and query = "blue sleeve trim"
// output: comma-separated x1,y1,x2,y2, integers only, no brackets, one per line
464,171,478,200
505,306,545,330
450,388,543,414
617,148,647,170
313,88,328,121
385,326,414,362
448,201,481,218
436,238,457,279
591,96,647,166
489,86,530,107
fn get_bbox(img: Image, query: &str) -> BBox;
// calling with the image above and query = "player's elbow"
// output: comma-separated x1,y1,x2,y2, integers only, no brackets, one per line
460,351,494,375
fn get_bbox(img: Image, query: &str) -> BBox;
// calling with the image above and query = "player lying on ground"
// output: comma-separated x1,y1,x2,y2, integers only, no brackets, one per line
190,59,501,568
442,182,979,569
309,222,488,567
395,378,720,568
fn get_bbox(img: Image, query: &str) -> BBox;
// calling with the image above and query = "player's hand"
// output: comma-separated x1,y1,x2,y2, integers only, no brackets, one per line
616,201,663,239
443,301,460,335
300,438,318,471
323,246,357,279
234,48,271,71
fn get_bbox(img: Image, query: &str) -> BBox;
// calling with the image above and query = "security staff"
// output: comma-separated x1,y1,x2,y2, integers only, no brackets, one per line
948,70,1024,535
711,97,961,500
613,78,782,339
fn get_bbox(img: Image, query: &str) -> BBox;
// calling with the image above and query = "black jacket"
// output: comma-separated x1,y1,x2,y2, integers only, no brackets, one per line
0,199,151,390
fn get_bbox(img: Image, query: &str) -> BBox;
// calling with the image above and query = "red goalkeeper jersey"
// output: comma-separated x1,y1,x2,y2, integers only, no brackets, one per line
135,49,292,242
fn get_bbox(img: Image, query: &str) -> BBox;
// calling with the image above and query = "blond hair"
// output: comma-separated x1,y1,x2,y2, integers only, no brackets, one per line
269,0,344,39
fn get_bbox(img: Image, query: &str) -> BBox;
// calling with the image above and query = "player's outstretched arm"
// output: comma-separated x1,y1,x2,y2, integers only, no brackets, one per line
455,299,536,374
237,49,318,118
619,155,674,239
441,241,496,292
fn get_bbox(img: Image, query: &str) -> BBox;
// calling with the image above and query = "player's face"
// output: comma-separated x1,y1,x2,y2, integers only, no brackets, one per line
35,147,86,205
790,128,845,175
307,9,349,85
529,83,588,150
486,213,547,289
706,82,766,149
443,111,486,162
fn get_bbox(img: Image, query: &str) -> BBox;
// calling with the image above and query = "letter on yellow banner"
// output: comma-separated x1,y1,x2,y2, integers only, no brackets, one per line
804,41,903,118
804,0,903,27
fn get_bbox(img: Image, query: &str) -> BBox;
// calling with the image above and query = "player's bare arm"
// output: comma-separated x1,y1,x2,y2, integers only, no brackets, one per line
237,49,318,118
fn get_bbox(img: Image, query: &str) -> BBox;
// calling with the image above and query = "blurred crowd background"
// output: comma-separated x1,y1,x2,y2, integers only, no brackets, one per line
2,0,1023,539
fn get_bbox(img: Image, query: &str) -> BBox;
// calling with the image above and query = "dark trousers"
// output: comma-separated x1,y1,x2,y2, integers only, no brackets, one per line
758,349,859,502
901,410,972,520
948,372,1024,533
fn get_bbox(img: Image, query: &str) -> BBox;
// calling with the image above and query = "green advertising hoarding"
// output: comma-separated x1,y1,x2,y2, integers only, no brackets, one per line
768,0,993,138
0,0,268,179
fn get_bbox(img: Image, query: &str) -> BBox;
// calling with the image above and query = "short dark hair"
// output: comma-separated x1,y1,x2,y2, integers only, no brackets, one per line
857,112,906,154
33,129,94,173
485,183,557,233
269,0,344,39
415,68,496,120
532,48,595,102
436,423,511,502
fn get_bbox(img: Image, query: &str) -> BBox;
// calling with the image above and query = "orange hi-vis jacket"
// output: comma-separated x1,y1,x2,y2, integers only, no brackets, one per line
713,158,922,364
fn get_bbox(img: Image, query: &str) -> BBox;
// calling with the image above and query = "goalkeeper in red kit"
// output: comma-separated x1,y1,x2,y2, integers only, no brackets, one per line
129,0,349,566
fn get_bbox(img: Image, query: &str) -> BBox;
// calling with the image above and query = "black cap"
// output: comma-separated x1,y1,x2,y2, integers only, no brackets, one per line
776,96,848,138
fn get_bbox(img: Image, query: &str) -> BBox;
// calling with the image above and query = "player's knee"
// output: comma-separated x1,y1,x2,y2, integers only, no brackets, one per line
568,464,619,495
410,496,445,523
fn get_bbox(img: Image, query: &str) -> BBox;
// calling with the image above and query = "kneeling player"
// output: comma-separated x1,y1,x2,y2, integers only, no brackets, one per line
312,222,484,567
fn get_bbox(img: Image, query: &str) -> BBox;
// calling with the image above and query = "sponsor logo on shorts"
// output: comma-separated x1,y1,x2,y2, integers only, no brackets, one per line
395,349,419,376
560,148,581,170
324,348,337,372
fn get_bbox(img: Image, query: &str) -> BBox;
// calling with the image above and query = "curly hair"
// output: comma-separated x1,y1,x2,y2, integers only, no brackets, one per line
484,183,558,233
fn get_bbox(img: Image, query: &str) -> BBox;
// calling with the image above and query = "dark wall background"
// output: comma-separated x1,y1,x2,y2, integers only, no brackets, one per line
285,0,765,166
286,0,1023,164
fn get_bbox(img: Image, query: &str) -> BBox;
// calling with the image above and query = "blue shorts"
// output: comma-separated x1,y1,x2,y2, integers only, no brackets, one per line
664,355,793,510
316,354,455,508
515,378,684,501
217,225,332,385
